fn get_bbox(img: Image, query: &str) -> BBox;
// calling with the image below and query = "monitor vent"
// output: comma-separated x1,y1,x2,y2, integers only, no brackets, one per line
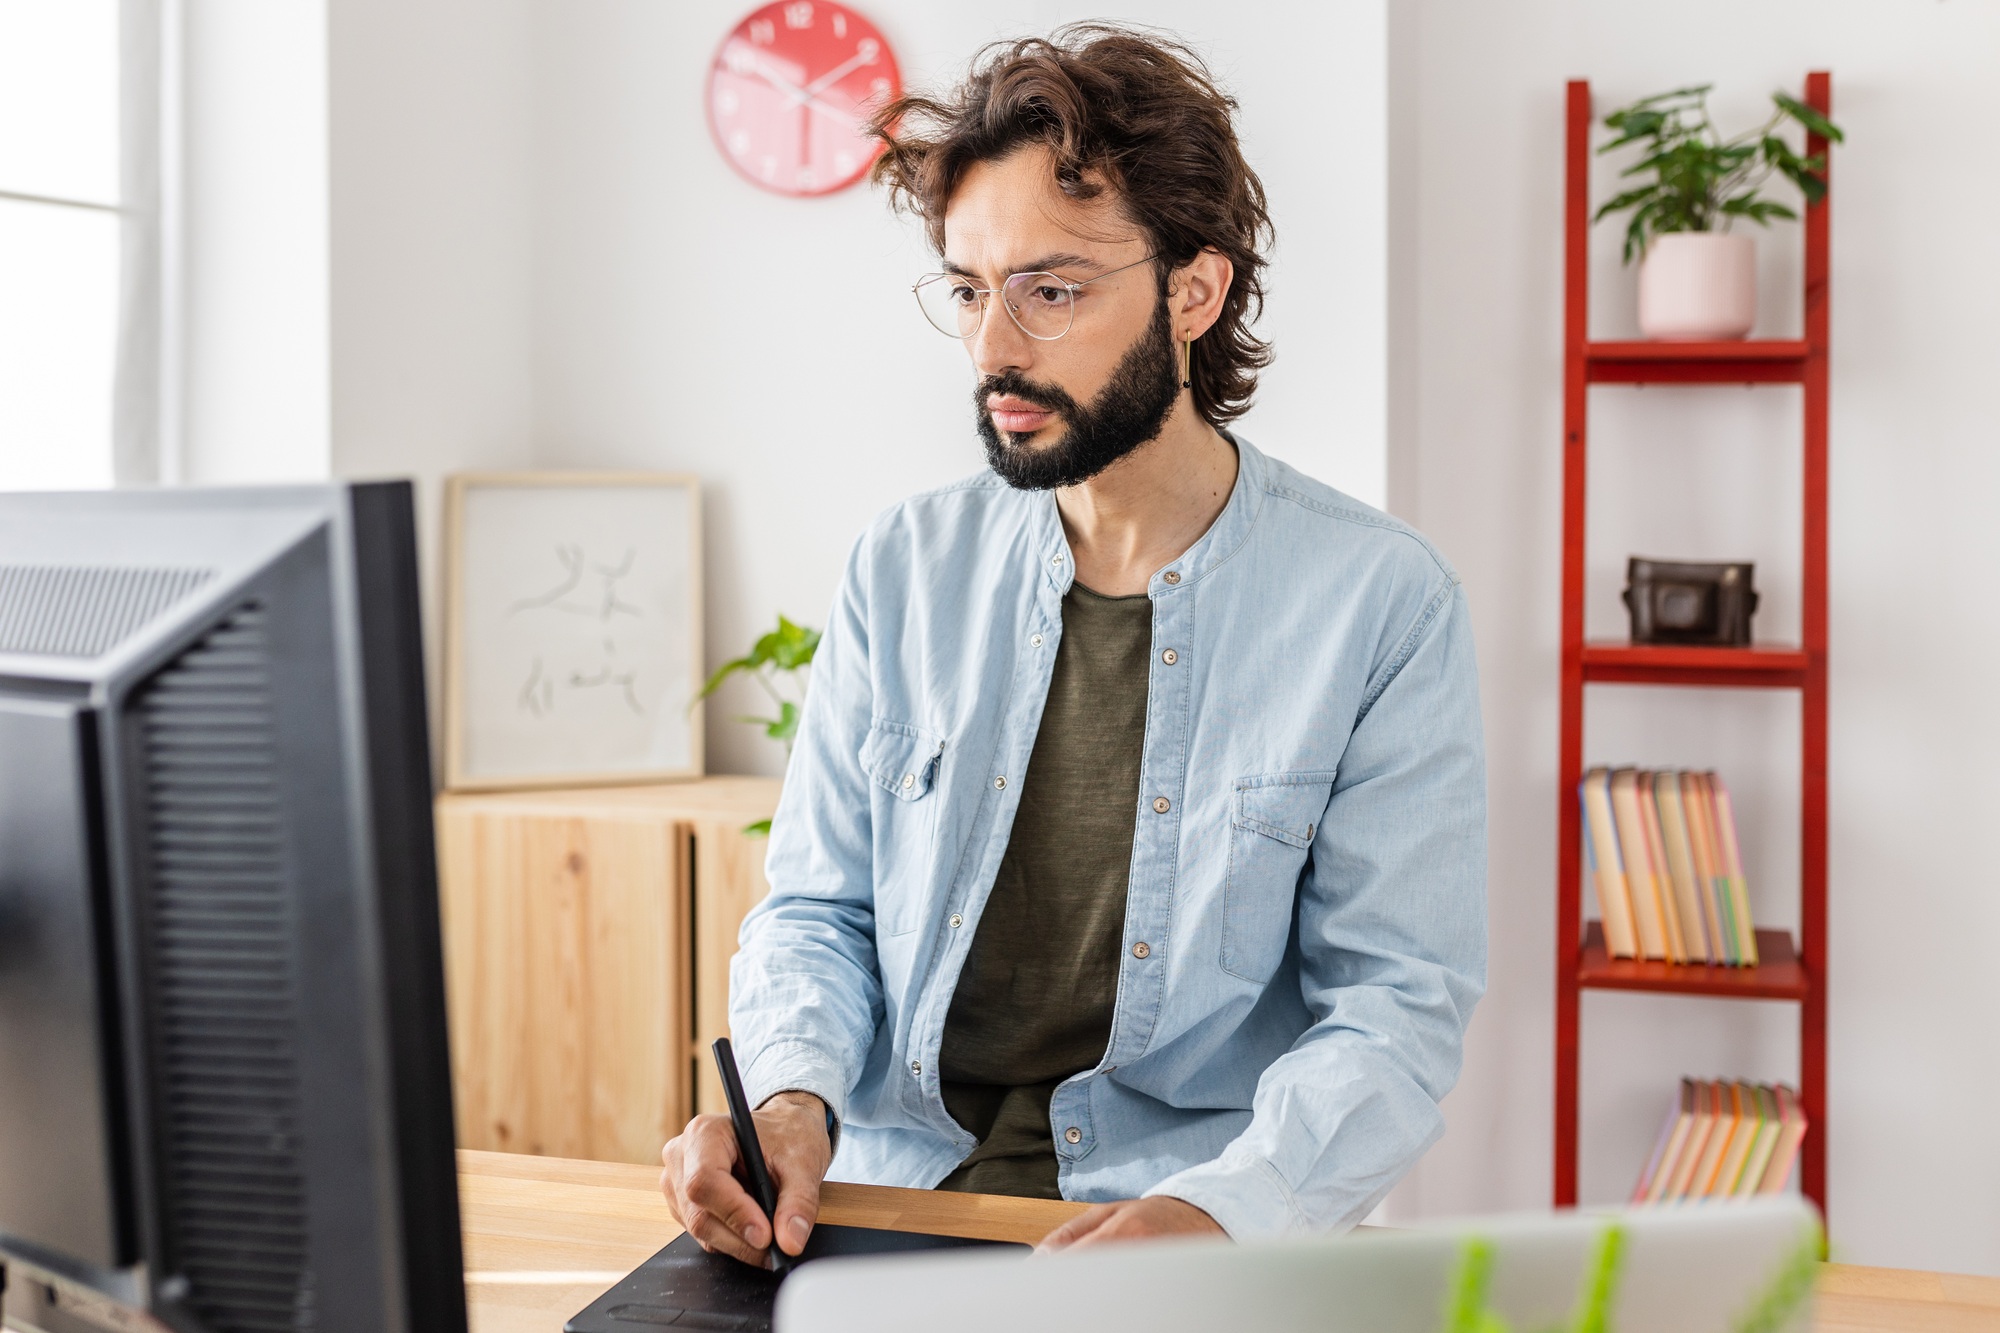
135,607,312,1333
0,565,212,658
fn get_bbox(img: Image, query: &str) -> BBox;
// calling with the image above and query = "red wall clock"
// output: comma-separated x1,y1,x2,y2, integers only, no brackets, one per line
706,1,902,198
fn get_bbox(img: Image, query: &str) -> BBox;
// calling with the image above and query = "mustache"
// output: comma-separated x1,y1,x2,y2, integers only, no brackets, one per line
974,371,1079,418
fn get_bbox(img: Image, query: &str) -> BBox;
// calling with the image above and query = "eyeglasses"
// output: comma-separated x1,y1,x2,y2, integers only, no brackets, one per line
912,255,1157,342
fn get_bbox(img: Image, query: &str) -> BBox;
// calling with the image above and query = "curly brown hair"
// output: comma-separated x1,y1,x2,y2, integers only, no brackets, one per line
870,24,1274,427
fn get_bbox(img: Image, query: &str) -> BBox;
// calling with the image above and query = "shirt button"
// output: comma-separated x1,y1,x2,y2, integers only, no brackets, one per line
1064,1127,1082,1144
1031,633,1044,648
1132,941,1151,959
1152,796,1171,814
911,1060,922,1075
1163,570,1181,585
1051,554,1064,568
901,773,915,789
1161,648,1178,665
994,775,1007,790
949,913,963,928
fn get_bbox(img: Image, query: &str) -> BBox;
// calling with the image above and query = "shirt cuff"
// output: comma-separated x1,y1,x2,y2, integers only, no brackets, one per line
1145,1153,1312,1241
741,1039,849,1154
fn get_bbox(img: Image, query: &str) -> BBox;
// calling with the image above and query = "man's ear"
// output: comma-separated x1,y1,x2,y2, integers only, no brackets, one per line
1169,247,1234,341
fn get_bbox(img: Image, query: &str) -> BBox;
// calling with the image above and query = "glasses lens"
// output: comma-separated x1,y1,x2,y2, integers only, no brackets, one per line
1002,272,1074,340
915,274,984,338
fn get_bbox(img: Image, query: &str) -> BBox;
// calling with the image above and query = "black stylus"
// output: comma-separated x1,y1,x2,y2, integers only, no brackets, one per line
711,1037,795,1274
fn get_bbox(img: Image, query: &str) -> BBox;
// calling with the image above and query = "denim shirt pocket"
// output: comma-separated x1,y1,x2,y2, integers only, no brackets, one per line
1222,771,1337,982
858,719,946,936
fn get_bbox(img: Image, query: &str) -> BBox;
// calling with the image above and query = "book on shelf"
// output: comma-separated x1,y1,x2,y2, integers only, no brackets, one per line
1580,767,1758,964
1630,1078,1808,1205
1580,769,1639,958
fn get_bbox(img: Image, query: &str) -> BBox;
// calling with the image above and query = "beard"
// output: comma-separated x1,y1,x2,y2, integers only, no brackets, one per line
974,296,1180,491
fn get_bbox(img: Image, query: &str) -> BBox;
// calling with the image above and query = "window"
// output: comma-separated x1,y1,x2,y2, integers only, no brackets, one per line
0,0,166,491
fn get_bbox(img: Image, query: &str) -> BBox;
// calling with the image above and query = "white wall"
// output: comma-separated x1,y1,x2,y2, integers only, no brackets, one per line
178,0,537,710
1390,0,2000,1276
326,0,538,690
526,0,1387,776
179,0,331,484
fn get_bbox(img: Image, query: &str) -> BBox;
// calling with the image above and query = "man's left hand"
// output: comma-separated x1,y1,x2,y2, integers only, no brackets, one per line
1035,1195,1225,1251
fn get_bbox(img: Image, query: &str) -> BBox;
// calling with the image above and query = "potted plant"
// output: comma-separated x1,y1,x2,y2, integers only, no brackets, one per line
694,614,819,834
1595,85,1842,341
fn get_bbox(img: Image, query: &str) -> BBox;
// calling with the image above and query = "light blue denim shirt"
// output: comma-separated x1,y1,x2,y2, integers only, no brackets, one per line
730,436,1486,1239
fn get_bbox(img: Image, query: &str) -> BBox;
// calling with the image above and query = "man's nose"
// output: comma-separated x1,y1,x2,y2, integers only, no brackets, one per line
967,294,1033,379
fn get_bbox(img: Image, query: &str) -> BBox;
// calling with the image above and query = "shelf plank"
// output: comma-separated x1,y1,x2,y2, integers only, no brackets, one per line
1586,339,1808,385
1576,922,1809,1000
1580,641,1807,688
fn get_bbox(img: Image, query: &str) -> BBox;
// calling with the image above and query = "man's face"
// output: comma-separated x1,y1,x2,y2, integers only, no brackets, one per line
941,147,1179,490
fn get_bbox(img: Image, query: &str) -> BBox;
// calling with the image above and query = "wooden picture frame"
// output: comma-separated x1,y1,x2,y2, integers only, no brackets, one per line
442,471,704,791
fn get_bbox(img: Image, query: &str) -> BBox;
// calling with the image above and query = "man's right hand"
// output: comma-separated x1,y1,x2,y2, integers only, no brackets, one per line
660,1090,833,1267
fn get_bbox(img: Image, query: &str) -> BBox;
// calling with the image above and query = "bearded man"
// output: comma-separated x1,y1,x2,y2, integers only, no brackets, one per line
661,24,1487,1262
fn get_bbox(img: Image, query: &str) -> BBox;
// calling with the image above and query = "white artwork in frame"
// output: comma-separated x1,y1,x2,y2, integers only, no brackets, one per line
443,472,704,790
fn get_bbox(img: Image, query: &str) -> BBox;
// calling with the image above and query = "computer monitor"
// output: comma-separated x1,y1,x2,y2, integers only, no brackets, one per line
0,482,466,1333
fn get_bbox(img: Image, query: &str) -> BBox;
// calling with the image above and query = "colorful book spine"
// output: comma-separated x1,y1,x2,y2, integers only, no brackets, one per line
1759,1084,1810,1194
1683,773,1739,966
1609,768,1671,961
1581,768,1639,959
1630,1079,1808,1205
1736,1085,1783,1197
1636,772,1687,962
1638,1078,1697,1206
1709,773,1761,967
1655,775,1713,964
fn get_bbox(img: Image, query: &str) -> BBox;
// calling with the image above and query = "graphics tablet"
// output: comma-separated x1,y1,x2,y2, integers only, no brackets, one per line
565,1225,1026,1333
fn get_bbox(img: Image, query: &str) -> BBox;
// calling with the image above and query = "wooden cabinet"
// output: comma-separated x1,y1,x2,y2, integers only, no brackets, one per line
436,777,781,1164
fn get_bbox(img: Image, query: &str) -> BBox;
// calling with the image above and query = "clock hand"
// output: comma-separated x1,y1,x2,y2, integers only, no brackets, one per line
793,42,879,104
737,50,869,130
741,55,815,106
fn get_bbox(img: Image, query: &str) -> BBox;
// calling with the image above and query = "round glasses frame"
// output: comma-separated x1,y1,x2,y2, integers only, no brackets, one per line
912,254,1158,342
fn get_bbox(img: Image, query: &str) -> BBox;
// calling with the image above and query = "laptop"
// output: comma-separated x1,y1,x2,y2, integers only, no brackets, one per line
775,1197,1821,1333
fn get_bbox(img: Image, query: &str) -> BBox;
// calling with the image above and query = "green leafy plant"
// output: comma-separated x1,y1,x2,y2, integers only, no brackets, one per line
1594,85,1843,263
694,614,820,834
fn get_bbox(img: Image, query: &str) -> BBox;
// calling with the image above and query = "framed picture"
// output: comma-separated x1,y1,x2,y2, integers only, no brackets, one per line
442,472,703,790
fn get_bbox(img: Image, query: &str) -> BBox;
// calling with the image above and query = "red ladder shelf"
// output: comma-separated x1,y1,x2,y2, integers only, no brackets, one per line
1554,73,1830,1218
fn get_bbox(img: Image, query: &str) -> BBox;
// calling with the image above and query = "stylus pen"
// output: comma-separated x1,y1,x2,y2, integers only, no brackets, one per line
711,1037,795,1274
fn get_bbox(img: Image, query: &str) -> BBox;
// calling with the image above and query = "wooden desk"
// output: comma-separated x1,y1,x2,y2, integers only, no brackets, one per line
457,1150,2000,1333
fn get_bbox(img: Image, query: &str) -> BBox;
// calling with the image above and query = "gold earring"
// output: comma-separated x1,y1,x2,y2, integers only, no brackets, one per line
1180,334,1193,390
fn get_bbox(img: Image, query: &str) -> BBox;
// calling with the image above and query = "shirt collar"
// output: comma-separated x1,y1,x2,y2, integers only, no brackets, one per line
1033,431,1266,598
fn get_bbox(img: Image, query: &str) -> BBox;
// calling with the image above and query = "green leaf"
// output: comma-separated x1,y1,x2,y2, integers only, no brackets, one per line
742,818,772,837
694,655,758,701
1630,82,1712,108
1772,91,1843,143
764,700,801,745
1592,184,1660,224
767,615,821,670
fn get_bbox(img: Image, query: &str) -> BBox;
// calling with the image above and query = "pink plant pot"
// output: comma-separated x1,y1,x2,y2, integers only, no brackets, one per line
1637,232,1757,341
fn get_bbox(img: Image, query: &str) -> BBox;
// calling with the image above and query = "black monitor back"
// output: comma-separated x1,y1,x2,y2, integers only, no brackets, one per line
0,482,465,1333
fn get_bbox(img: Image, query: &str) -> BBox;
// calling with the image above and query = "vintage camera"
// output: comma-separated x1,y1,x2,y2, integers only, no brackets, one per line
1623,557,1758,647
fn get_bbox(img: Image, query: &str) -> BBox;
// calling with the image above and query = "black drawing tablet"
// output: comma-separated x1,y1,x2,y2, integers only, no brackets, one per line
565,1225,1026,1332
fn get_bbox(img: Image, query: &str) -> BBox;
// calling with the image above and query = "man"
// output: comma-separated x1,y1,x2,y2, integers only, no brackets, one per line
661,25,1485,1264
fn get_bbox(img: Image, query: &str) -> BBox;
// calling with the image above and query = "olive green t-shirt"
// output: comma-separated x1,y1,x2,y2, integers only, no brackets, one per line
936,582,1152,1199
